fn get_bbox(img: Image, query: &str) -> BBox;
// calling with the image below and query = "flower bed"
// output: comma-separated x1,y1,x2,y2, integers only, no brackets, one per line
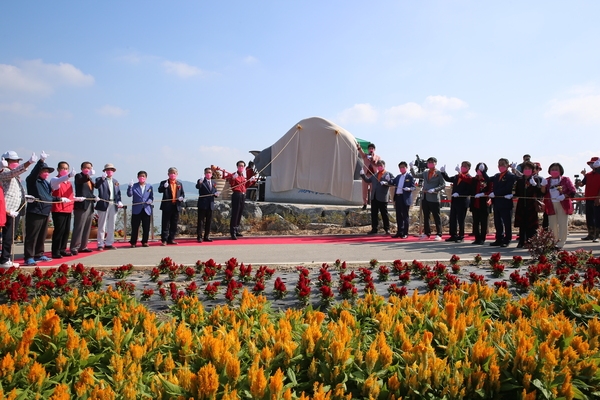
0,250,599,398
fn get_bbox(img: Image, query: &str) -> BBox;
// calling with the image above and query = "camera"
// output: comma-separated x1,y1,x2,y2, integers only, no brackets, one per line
414,155,428,173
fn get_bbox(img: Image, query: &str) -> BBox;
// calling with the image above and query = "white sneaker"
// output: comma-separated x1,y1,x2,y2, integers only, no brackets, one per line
434,235,442,241
419,234,429,240
0,261,18,268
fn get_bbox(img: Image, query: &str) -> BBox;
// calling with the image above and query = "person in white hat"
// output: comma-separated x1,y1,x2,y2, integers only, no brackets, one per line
0,150,37,268
94,163,123,251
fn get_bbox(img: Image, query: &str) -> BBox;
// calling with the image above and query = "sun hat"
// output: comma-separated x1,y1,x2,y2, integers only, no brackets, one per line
103,163,116,172
2,150,22,161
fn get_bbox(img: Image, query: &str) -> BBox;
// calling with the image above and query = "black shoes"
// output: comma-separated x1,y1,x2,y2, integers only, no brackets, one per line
204,238,213,242
367,230,378,235
489,241,502,246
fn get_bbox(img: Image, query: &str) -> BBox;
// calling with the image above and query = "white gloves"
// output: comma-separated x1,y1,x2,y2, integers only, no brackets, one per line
409,161,414,168
74,197,85,202
557,194,565,201
478,164,485,171
163,182,169,188
403,187,412,191
474,193,484,198
594,160,600,168
117,201,123,208
381,181,388,186
489,192,495,198
197,177,204,183
529,177,537,186
60,197,71,203
540,178,548,186
215,191,220,197
146,199,153,204
1,158,7,168
29,153,38,163
25,195,35,203
359,169,365,176
40,151,48,161
428,189,435,193
232,172,239,179
90,169,95,176
452,192,459,197
68,168,75,178
129,179,134,187
440,165,446,173
505,194,513,199
94,196,100,202
455,164,460,173
510,162,517,169
9,211,19,218
102,172,107,179
178,197,184,202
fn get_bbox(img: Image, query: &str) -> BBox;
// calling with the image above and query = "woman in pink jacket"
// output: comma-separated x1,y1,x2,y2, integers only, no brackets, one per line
543,162,576,249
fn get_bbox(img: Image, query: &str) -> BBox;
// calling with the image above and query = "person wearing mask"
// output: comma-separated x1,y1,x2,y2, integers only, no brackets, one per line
484,158,517,247
220,161,256,240
470,163,491,245
158,167,185,245
0,151,36,268
360,160,394,235
513,161,545,248
356,142,381,210
95,163,123,251
410,157,446,241
542,163,576,249
196,167,220,243
390,161,415,239
579,157,600,242
441,161,474,243
127,171,153,248
70,161,96,255
50,161,81,258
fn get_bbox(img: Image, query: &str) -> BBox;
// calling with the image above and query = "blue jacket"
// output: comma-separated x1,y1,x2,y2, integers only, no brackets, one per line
484,171,517,210
26,160,60,216
391,173,416,206
127,183,154,215
196,178,218,210
94,176,122,212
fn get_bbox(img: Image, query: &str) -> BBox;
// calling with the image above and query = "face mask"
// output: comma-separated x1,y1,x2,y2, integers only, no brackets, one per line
40,172,50,180
168,174,177,180
550,171,560,178
82,168,90,175
58,169,68,177
427,163,435,169
106,170,114,177
460,167,468,173
377,166,384,172
498,166,507,173
138,177,146,184
237,167,245,173
523,169,532,177
8,162,19,169
399,167,407,174
205,173,212,179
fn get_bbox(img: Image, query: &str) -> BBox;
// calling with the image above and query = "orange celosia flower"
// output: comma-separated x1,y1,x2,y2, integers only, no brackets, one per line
27,361,47,388
55,349,68,373
75,367,95,397
362,374,380,399
40,309,62,338
49,383,71,400
268,368,285,399
0,352,15,381
248,359,267,398
196,362,219,399
224,352,241,382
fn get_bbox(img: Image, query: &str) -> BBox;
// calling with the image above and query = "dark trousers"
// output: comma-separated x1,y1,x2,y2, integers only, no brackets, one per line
449,197,469,238
0,215,20,264
51,212,71,256
585,200,595,229
131,211,151,245
161,203,179,243
394,196,410,237
230,192,245,236
518,226,537,247
71,206,94,252
24,213,49,260
471,207,489,242
422,199,441,236
370,198,390,231
197,208,213,239
493,206,513,243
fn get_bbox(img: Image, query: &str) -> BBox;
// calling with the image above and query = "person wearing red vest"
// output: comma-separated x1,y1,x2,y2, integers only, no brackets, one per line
50,161,82,258
220,161,257,240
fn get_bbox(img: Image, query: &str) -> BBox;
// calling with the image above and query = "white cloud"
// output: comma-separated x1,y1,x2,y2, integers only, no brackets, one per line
337,103,379,124
243,56,258,65
384,95,469,127
545,94,600,125
97,105,129,117
0,59,94,95
162,61,204,78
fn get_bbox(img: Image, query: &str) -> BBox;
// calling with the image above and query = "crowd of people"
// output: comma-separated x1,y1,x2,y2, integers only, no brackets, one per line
0,146,598,268
0,150,256,268
357,144,600,249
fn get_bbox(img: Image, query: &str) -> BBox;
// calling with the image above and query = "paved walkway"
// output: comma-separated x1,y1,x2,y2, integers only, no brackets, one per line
11,232,598,268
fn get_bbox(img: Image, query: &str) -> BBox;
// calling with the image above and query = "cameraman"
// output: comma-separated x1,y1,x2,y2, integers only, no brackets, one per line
410,157,445,241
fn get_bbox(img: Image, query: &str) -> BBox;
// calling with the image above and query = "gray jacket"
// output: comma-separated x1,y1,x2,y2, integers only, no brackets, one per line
361,171,394,203
411,169,446,202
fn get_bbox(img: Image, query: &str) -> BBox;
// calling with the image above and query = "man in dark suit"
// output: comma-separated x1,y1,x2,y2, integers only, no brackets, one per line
94,163,123,251
70,161,97,255
126,171,154,248
484,158,517,247
390,161,416,239
360,160,394,234
196,167,219,242
158,167,185,245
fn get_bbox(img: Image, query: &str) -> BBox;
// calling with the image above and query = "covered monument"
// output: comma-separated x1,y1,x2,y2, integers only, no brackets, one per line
252,117,366,205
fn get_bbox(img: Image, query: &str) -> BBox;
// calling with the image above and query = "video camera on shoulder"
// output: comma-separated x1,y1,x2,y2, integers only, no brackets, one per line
414,155,428,173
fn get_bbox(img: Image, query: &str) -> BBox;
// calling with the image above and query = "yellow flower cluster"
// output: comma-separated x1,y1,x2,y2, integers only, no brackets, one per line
1,279,600,398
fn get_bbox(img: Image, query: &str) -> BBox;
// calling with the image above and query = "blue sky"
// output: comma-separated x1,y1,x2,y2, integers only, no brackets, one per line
1,1,599,187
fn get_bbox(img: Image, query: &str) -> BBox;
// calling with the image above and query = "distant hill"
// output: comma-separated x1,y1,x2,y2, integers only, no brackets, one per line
149,180,198,197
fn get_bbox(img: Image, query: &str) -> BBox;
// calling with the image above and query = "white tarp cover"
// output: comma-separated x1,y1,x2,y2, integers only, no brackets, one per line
270,117,358,201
